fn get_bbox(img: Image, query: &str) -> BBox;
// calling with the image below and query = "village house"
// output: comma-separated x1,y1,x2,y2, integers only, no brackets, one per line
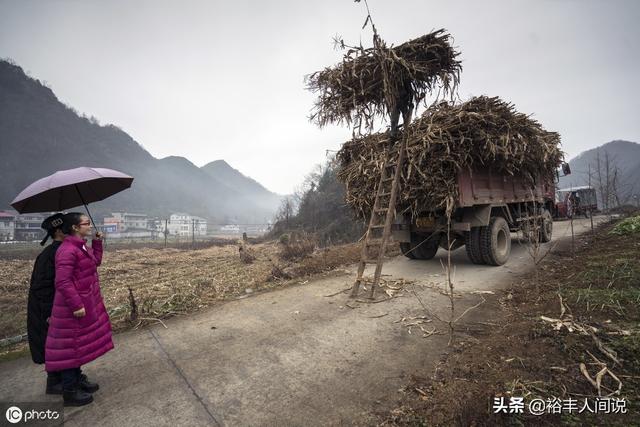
0,211,16,241
102,212,148,233
13,212,47,241
167,213,207,237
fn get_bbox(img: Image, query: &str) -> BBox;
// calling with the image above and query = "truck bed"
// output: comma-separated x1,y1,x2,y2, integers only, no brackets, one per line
456,168,554,207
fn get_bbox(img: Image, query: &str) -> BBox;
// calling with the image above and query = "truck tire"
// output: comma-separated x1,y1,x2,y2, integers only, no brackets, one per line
480,216,511,266
539,209,553,243
465,227,485,264
414,240,439,260
400,242,416,259
412,233,439,260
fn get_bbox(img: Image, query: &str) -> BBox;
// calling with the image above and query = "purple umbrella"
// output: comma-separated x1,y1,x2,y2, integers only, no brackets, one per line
11,167,134,226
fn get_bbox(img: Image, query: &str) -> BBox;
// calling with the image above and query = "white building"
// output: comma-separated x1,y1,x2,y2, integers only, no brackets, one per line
103,212,148,232
220,224,240,234
167,213,207,237
192,216,207,235
14,212,47,241
0,211,15,241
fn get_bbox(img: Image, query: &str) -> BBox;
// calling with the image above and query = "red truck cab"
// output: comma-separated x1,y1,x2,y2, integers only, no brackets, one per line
554,186,598,219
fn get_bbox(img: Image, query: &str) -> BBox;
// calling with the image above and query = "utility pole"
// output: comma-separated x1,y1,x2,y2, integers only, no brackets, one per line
588,164,594,234
570,214,575,258
164,219,168,248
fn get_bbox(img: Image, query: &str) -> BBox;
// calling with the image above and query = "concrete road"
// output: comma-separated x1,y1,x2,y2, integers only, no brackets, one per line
0,217,602,426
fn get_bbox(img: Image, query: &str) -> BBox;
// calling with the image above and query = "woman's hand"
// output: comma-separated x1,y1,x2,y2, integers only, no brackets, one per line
95,231,103,240
73,307,86,318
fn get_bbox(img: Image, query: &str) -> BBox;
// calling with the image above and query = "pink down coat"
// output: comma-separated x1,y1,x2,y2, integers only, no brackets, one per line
44,235,114,371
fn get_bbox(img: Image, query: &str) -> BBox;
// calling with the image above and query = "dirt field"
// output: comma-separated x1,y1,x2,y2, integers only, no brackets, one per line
0,239,373,342
379,216,639,426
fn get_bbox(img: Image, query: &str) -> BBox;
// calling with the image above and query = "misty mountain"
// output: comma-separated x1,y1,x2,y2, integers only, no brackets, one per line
0,59,282,223
201,160,282,215
558,140,640,203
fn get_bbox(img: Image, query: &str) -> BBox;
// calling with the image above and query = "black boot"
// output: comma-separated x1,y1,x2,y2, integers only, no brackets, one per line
45,372,63,395
63,385,94,407
78,373,99,393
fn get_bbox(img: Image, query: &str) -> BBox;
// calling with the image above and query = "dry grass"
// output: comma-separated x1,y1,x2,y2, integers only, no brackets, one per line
238,243,257,264
337,96,564,220
0,240,371,339
306,29,461,132
278,232,317,261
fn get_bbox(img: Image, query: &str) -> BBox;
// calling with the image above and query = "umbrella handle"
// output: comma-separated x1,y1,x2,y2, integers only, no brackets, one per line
74,184,98,230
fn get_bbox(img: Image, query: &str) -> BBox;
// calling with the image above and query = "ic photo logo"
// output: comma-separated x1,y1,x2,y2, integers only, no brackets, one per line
5,406,22,424
4,404,62,424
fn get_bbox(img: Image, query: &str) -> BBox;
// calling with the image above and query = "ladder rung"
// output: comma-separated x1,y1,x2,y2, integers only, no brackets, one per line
353,138,407,298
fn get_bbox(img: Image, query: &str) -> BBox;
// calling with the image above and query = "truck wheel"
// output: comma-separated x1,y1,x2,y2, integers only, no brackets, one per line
400,242,416,259
480,216,511,266
412,233,439,260
539,209,553,243
465,227,485,265
414,241,439,260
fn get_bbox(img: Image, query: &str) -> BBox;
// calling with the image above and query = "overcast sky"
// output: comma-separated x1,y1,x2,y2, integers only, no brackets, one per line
1,0,638,194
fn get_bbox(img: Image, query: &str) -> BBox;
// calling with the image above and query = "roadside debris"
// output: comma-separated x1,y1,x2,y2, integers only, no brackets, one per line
579,351,623,397
395,315,441,338
539,294,625,365
355,277,415,303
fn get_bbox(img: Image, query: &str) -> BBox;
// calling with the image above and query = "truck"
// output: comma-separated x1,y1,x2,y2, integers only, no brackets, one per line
554,186,597,219
392,164,570,266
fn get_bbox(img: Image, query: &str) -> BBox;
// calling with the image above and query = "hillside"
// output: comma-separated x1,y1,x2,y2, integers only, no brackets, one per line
0,59,282,223
200,160,282,216
558,140,640,203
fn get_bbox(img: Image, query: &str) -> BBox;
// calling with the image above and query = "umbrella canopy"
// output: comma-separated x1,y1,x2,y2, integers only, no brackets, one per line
11,167,134,214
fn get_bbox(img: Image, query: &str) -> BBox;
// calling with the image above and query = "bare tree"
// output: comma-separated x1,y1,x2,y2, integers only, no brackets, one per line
275,196,296,230
590,149,628,212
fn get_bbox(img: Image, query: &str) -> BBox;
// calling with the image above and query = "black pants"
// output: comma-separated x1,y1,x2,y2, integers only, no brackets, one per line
47,370,61,381
49,367,83,391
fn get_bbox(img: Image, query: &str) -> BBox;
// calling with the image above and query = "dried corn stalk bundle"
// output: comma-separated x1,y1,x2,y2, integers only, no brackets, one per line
306,29,461,131
336,96,563,219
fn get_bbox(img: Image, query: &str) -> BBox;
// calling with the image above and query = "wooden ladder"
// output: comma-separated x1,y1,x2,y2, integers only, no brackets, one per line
350,133,408,299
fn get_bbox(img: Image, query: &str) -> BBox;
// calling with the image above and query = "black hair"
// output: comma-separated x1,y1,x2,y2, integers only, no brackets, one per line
40,213,65,246
61,212,87,235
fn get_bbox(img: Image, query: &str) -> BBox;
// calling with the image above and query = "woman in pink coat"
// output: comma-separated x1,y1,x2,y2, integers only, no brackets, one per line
45,212,114,406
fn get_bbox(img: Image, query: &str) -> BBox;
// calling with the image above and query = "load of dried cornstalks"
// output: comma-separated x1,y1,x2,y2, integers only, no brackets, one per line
306,29,461,131
336,96,564,219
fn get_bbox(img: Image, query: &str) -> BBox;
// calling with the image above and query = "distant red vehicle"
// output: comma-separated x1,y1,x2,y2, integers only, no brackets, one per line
554,186,597,219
